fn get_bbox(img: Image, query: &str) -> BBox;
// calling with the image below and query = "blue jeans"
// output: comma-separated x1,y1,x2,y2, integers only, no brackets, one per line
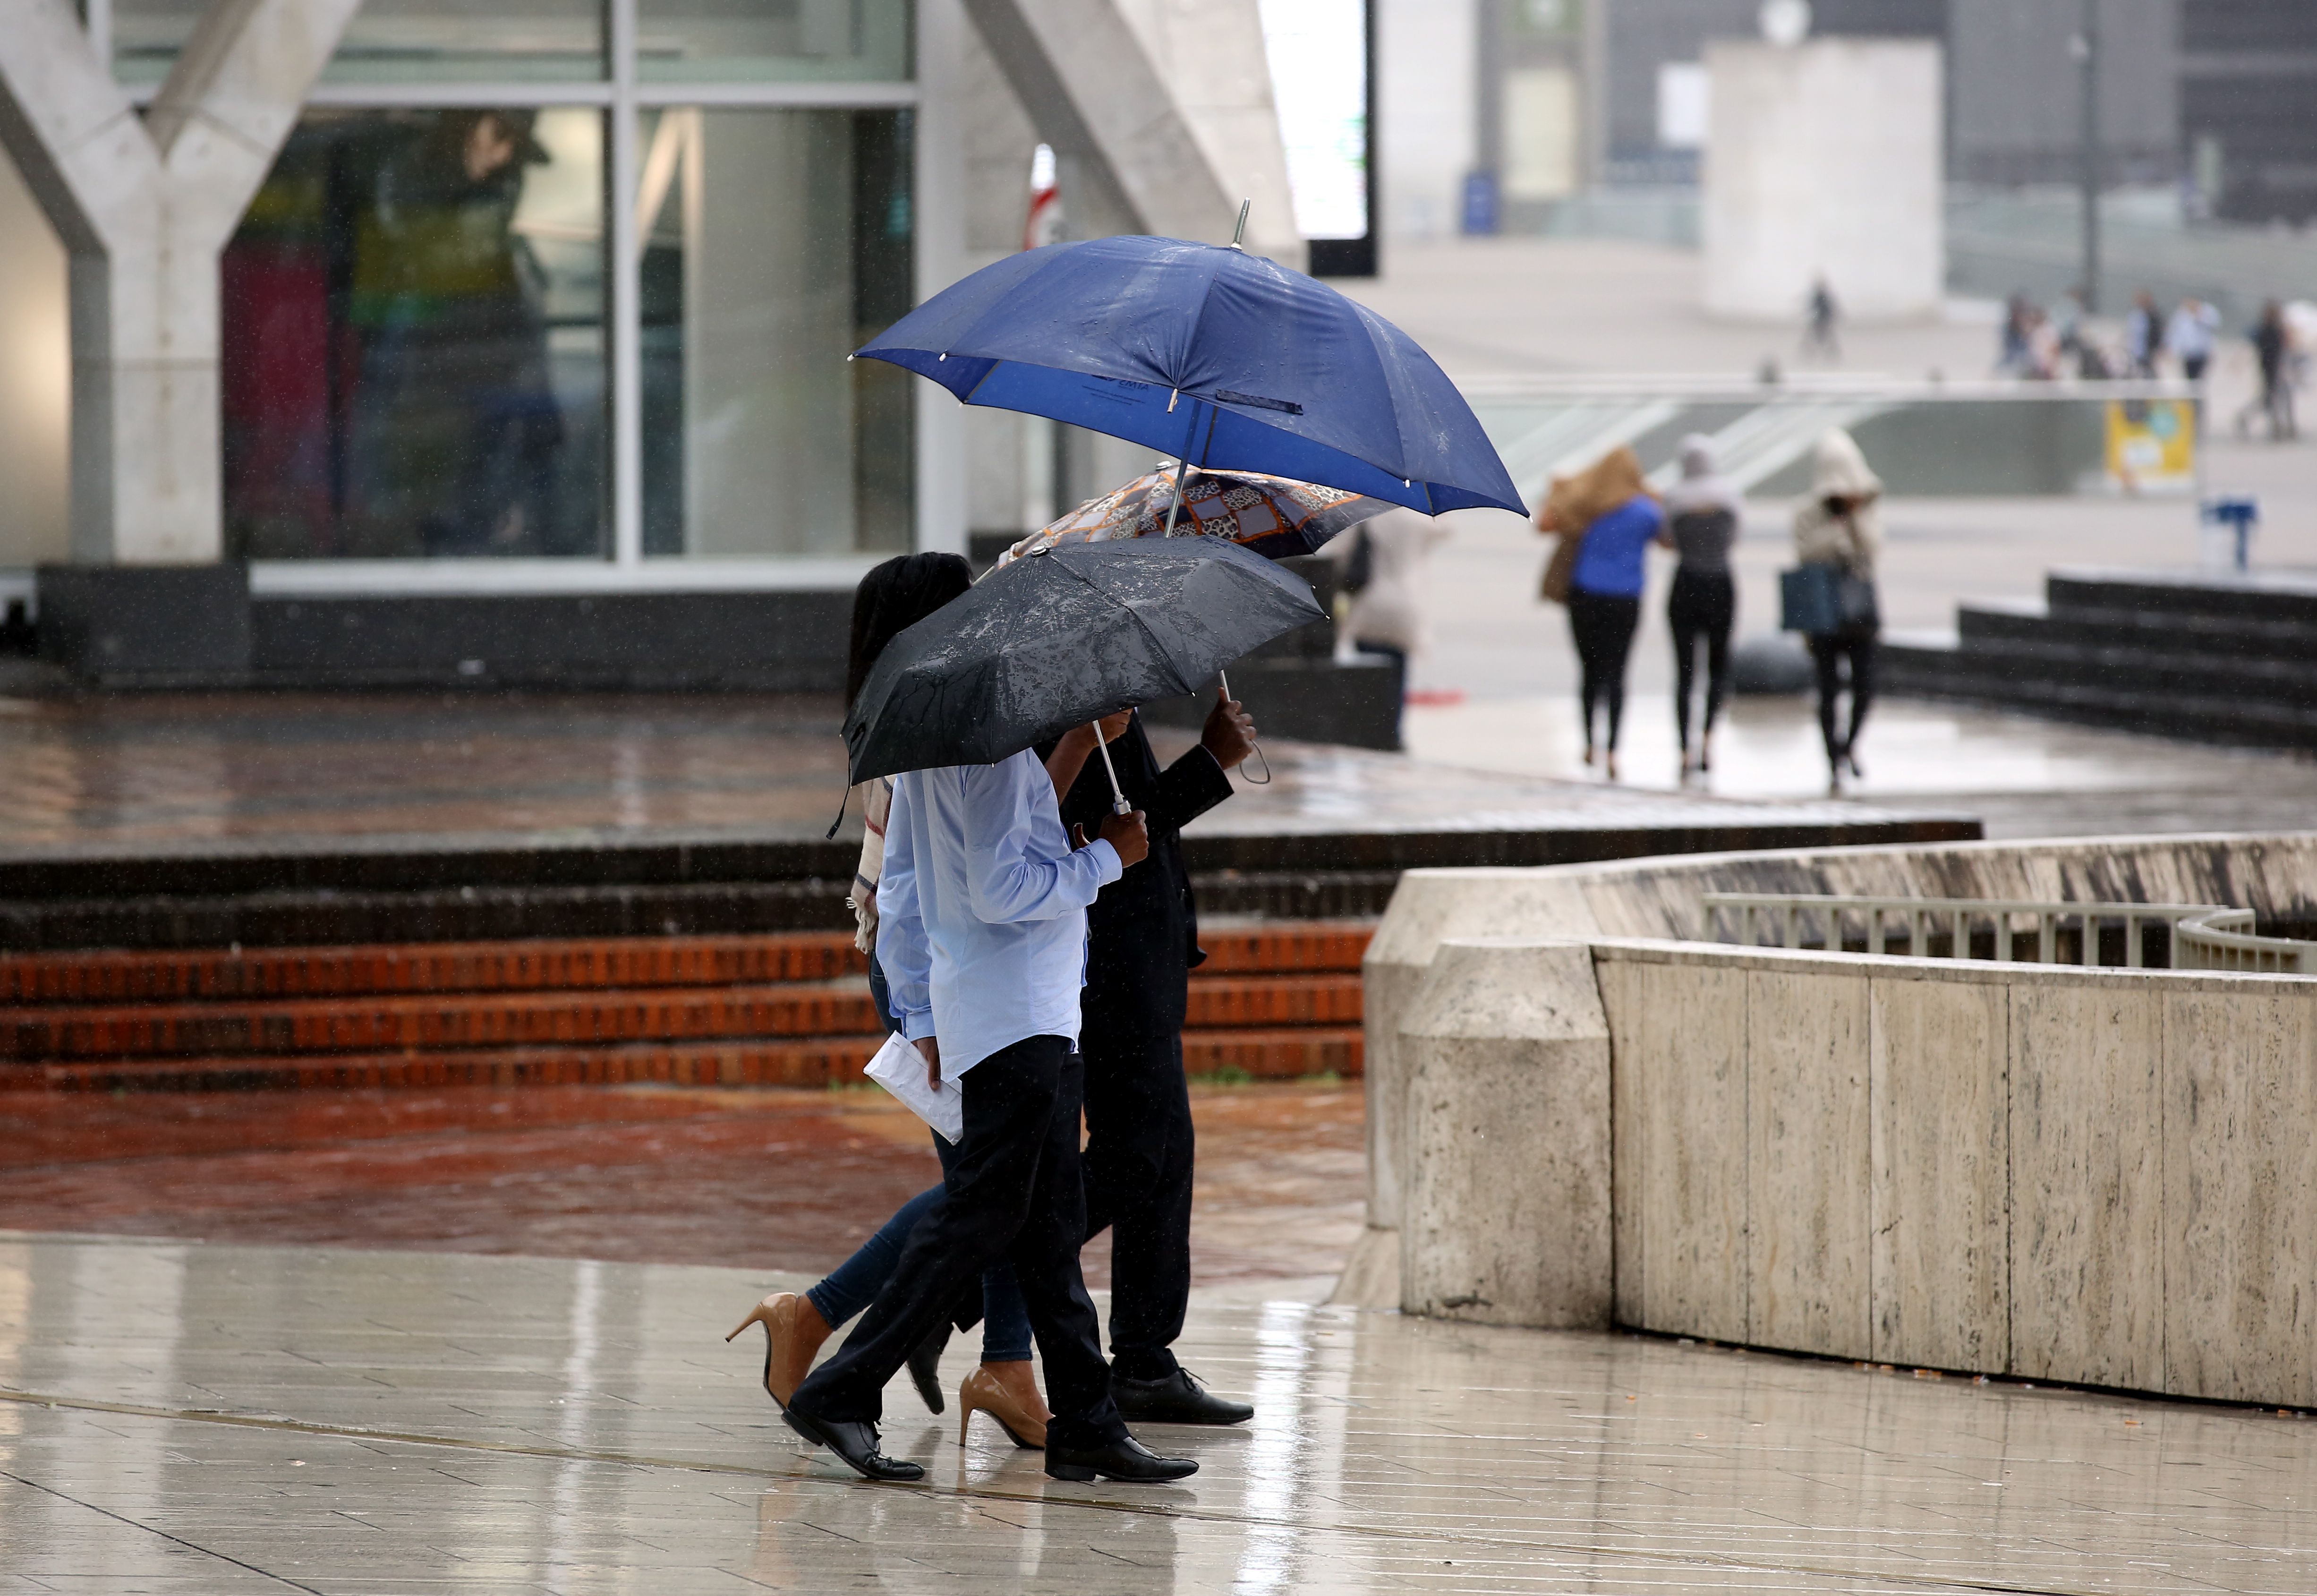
809,955,1033,1363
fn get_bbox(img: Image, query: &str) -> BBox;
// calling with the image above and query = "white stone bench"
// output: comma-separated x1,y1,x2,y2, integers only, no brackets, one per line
1348,833,2317,1408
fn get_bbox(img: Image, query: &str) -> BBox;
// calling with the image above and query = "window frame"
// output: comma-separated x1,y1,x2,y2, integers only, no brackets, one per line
125,0,929,587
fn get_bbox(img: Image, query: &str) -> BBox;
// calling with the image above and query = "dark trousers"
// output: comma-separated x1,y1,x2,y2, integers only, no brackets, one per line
786,1035,1125,1450
1568,589,1641,752
1809,631,1877,765
1667,569,1734,751
1081,1029,1194,1383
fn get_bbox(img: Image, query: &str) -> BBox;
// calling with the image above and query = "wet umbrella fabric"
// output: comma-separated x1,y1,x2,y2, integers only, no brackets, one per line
995,467,1390,567
843,537,1322,786
854,235,1525,519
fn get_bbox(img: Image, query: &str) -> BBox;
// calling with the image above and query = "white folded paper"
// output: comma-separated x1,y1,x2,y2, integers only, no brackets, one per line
863,1030,964,1144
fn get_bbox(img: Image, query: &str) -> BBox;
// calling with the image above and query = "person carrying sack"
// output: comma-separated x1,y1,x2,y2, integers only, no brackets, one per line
1786,429,1884,794
1537,446,1661,781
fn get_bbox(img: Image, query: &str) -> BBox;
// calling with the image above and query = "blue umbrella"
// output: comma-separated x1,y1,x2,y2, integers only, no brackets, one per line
854,234,1526,519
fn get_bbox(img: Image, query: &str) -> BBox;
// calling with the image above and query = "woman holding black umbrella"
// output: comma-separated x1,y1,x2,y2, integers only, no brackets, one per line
731,553,1052,1448
769,563,1202,1485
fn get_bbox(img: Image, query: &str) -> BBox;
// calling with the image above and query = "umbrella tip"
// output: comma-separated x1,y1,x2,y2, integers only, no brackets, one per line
1231,198,1250,250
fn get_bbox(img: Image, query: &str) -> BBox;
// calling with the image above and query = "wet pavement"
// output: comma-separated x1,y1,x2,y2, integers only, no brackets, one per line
0,1082,1363,1291
0,690,1952,856
5,1230,2317,1594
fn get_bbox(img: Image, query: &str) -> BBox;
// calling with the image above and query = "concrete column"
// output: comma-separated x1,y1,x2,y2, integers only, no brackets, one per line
958,0,1301,263
1702,38,1945,322
1378,0,1478,243
1399,938,1614,1329
0,0,358,565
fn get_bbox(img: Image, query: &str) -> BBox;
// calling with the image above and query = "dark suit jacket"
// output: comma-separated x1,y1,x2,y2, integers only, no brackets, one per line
1052,714,1233,1034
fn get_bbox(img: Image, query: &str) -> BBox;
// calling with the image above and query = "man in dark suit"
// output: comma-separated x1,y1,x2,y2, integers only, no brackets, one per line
1053,691,1258,1424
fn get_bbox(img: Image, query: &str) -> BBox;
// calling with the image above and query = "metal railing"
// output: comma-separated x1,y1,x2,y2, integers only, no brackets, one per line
1700,893,2310,971
2175,911,2316,975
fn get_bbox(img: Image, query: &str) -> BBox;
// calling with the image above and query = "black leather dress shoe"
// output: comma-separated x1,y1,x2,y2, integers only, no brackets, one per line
905,1322,950,1415
1112,1368,1254,1426
1046,1433,1199,1483
782,1408,925,1482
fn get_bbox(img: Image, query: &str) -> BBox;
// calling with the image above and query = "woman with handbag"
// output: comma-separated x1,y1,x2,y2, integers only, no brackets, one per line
1540,446,1661,781
1791,430,1884,793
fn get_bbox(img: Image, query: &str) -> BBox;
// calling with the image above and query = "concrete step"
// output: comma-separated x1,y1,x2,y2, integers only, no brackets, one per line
2046,569,2317,629
1958,598,2317,669
1883,638,2317,748
0,924,1371,1007
1938,621,2317,707
1,1026,1364,1093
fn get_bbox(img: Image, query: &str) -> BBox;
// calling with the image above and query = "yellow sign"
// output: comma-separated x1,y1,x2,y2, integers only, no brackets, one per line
2105,399,2198,493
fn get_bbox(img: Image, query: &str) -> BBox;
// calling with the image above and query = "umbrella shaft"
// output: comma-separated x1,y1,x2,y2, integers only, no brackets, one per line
1095,721,1132,815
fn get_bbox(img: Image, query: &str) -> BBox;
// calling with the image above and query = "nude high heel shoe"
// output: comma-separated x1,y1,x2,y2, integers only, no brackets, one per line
725,1292,831,1409
957,1361,1049,1450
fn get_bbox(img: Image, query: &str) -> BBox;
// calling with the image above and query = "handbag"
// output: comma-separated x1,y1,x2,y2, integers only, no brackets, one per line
1780,562,1879,634
1539,529,1585,605
1780,564,1840,633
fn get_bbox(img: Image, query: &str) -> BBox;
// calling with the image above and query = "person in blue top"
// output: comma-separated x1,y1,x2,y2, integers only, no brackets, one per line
1545,446,1663,781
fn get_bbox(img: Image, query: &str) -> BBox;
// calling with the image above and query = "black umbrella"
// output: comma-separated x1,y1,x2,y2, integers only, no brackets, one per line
843,537,1322,794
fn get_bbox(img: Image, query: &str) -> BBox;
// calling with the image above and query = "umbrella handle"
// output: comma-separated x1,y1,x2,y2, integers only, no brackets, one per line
1218,669,1272,785
1094,718,1132,816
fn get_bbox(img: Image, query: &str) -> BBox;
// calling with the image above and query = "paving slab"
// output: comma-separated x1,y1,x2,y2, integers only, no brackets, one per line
4,1233,2317,1593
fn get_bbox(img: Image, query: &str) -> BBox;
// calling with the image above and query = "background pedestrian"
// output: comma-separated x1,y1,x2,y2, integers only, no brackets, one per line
2125,290,2162,377
2167,297,2220,382
1325,505,1451,743
1660,435,1741,780
1540,446,1661,782
1792,429,1884,794
2242,301,2298,441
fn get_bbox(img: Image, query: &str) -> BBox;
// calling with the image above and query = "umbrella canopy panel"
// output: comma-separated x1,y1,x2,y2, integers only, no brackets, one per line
844,537,1324,785
857,236,1526,518
996,467,1390,566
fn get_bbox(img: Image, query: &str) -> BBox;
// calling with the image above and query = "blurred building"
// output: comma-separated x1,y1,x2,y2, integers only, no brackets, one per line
0,0,1310,688
1382,0,2317,242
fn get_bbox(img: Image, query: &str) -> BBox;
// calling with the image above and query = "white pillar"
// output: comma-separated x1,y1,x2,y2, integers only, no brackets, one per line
958,0,1301,263
1377,0,1477,244
1702,38,1945,324
0,0,359,565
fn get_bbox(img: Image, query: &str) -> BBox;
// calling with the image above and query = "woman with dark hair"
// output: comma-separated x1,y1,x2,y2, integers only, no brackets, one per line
729,552,1052,1450
760,551,1178,1484
1660,435,1740,779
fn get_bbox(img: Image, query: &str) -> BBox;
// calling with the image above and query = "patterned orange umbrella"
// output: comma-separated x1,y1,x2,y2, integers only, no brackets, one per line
994,466,1389,569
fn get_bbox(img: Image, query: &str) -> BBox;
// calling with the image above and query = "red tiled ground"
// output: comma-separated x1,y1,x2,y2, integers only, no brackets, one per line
0,1081,1364,1288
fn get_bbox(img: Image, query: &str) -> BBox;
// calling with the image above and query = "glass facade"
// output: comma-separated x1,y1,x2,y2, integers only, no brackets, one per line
195,0,917,563
638,109,913,557
638,0,912,83
223,109,608,559
113,0,606,85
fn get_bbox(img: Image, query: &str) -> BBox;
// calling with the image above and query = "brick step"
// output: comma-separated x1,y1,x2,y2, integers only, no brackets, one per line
0,973,1365,1062
2,1026,1363,1093
0,924,1373,1007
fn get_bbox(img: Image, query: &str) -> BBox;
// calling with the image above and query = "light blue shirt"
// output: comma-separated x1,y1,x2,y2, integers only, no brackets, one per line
876,749,1123,1080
